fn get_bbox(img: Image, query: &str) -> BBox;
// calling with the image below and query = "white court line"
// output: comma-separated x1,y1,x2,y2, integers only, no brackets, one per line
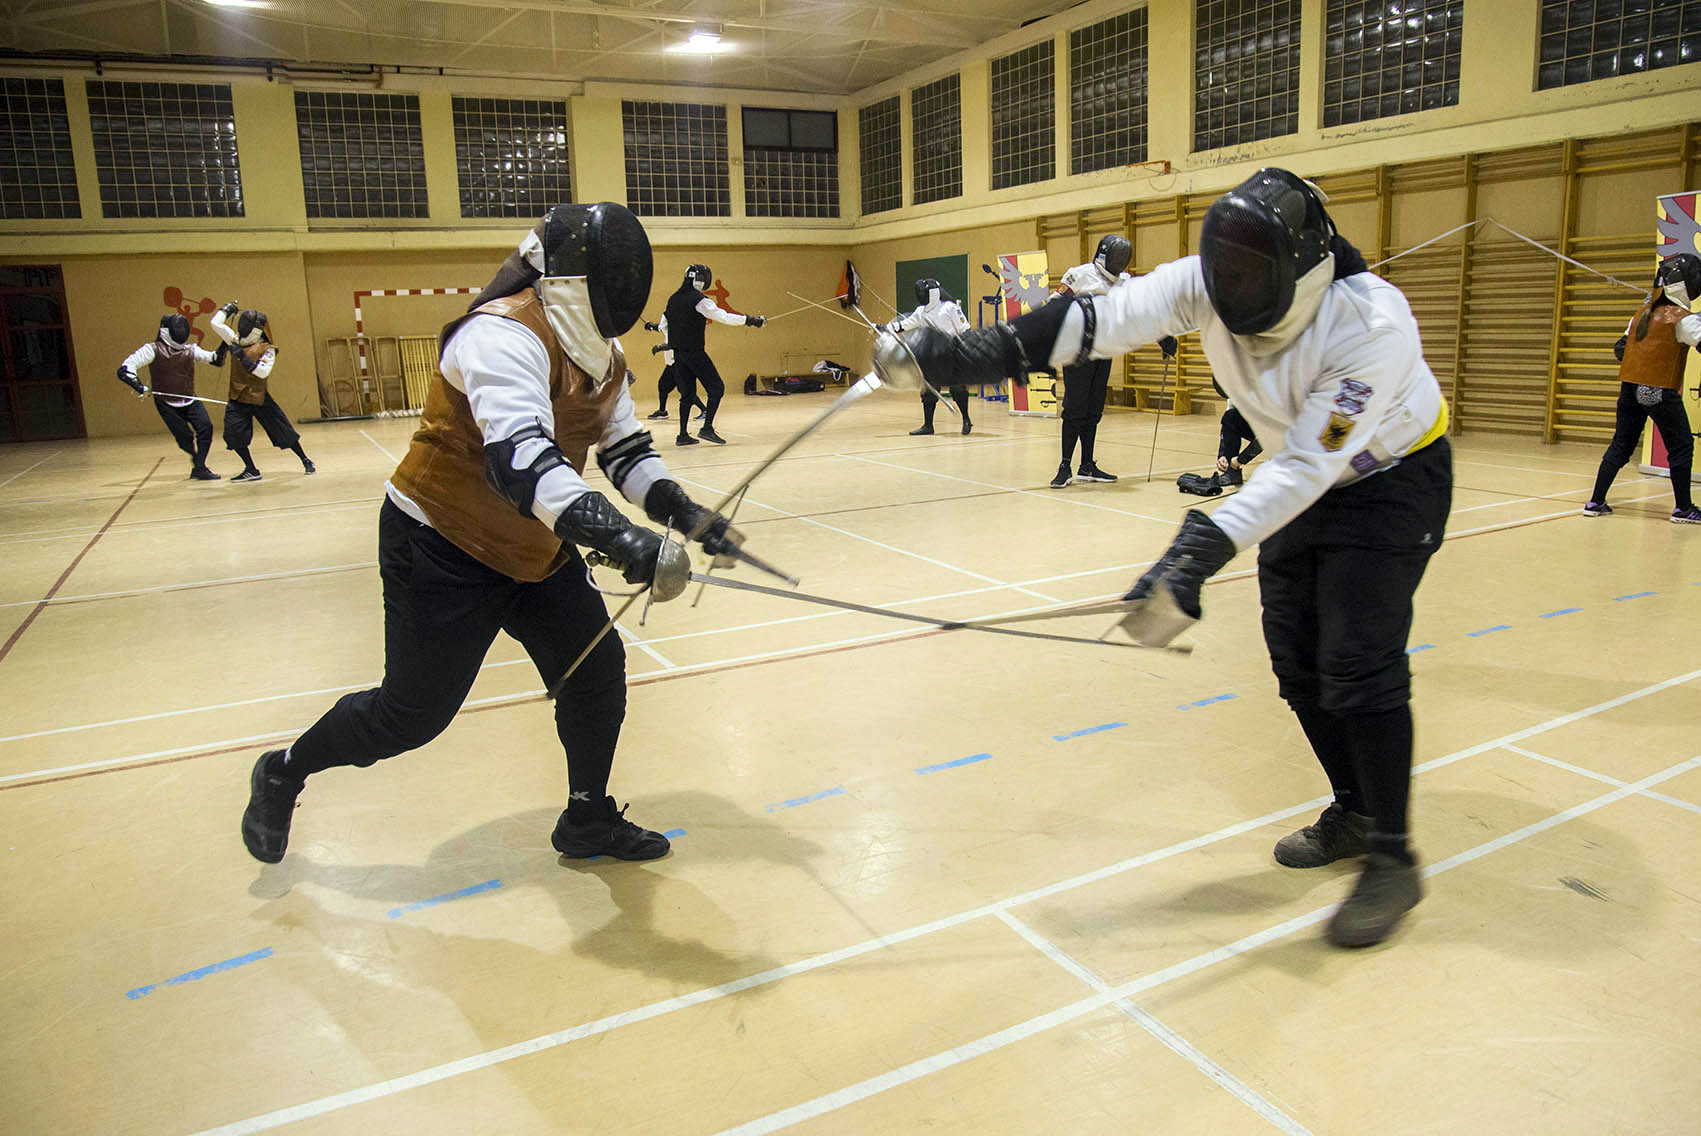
615,621,675,670
183,668,1701,1136
360,429,400,463
846,452,1188,526
0,451,57,492
0,499,376,547
995,910,1313,1136
1504,744,1701,817
1449,476,1658,515
672,473,1060,604
0,561,377,611
715,753,1701,1136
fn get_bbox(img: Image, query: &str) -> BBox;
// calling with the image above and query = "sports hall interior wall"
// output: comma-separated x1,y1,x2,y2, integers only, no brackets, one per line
3,0,1700,439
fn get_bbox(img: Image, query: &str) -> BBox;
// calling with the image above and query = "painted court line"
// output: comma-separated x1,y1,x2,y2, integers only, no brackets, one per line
126,947,273,1001
388,879,504,920
186,666,1701,1136
360,429,400,463
765,786,846,812
1503,745,1701,818
1467,625,1511,638
1053,721,1126,741
0,451,56,491
915,753,992,775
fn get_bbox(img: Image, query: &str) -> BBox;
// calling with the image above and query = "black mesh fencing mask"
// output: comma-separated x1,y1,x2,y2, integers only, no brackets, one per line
530,202,652,339
686,263,712,291
914,278,943,306
1200,168,1334,336
1094,234,1132,276
1656,252,1701,309
236,309,270,346
160,314,190,345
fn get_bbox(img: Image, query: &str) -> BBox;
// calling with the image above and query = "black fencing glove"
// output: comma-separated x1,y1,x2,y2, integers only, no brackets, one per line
745,314,766,328
651,343,671,355
1120,509,1237,646
643,320,661,332
1613,334,1627,362
1159,335,1178,358
644,478,741,558
117,366,146,396
553,492,663,586
218,300,240,319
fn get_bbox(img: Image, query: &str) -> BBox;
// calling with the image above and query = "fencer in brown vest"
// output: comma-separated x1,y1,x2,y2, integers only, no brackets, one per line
1585,252,1701,523
208,303,316,482
117,314,222,479
241,203,760,866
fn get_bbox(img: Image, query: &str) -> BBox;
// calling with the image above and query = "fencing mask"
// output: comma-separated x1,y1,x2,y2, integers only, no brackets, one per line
914,277,944,306
235,310,270,347
519,202,653,381
1094,234,1132,277
1655,253,1701,310
1199,168,1336,348
159,314,190,345
686,264,712,291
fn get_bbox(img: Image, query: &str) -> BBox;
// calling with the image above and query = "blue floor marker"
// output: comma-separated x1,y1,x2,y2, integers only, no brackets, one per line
1539,608,1581,619
388,879,503,919
765,786,846,813
126,946,273,1000
915,752,993,775
1406,643,1436,654
1467,624,1511,638
1612,591,1655,602
1177,693,1238,711
1053,722,1126,741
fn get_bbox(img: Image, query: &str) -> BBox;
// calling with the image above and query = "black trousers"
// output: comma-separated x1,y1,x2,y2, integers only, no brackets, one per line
1218,405,1262,465
288,500,628,805
223,393,301,452
672,349,724,433
1060,357,1112,464
1590,382,1694,510
920,384,970,427
656,362,699,413
155,398,212,467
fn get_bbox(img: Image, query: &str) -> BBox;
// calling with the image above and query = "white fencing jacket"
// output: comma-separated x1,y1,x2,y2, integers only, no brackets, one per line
1050,254,1447,551
892,297,971,336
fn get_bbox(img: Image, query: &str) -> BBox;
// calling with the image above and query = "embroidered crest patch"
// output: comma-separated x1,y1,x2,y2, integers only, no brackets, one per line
1319,412,1354,452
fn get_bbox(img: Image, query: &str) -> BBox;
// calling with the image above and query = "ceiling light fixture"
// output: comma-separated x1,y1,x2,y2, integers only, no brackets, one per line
204,0,273,9
668,25,731,54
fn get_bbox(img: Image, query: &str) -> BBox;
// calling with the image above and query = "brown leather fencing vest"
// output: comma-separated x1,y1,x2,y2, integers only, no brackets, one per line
148,339,197,397
227,343,272,405
390,291,628,582
1617,297,1690,391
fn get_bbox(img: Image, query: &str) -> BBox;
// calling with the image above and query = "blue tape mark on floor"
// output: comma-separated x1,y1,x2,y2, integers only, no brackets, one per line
1612,591,1655,602
1053,722,1126,741
766,786,846,813
1540,608,1582,619
915,752,993,775
126,946,273,1000
388,878,503,920
1467,625,1511,638
1406,643,1436,654
1177,694,1238,711
663,828,686,838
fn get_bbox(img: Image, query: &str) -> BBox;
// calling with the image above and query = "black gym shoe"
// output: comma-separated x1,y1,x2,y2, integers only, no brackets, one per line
961,419,973,435
231,468,263,483
699,426,727,445
676,434,700,446
1273,803,1371,868
1581,500,1611,517
1220,464,1243,487
910,424,934,436
241,749,304,863
647,408,670,419
190,465,221,481
1049,462,1072,489
551,797,671,861
302,458,316,475
1326,851,1423,948
1077,463,1118,483
1671,504,1701,525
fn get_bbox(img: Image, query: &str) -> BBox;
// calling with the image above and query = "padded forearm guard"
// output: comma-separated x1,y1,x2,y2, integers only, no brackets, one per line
483,422,568,517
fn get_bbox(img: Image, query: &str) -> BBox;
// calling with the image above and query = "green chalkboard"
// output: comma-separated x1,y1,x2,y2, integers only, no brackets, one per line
893,255,969,317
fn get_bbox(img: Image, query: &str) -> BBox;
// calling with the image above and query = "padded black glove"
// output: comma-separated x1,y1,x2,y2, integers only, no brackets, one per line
643,320,661,332
1159,335,1178,358
644,479,740,557
651,343,671,355
553,491,662,586
1613,335,1627,362
1124,509,1237,618
117,366,146,396
218,300,240,318
745,314,766,328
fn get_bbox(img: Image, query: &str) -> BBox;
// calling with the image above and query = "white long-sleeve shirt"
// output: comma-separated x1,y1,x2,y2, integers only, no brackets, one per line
120,336,217,406
892,298,971,336
656,314,674,365
208,310,275,379
1057,261,1127,298
696,295,748,327
386,314,670,534
1051,255,1446,551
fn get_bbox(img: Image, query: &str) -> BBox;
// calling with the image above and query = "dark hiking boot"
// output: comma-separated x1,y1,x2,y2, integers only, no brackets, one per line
1326,851,1423,948
1273,803,1371,868
241,749,304,863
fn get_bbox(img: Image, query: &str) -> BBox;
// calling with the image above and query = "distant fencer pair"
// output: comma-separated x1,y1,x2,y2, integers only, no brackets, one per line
888,278,973,436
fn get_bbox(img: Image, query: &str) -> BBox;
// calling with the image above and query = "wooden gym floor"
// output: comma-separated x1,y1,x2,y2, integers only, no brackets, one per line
1,388,1698,1135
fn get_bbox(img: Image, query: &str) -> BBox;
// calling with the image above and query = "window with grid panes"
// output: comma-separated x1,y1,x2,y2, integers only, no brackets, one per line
87,80,243,219
294,91,427,219
911,74,962,205
1323,1,1462,126
990,41,1055,190
1193,0,1301,152
453,96,571,218
858,96,902,215
1070,9,1150,174
1537,0,1699,89
743,107,839,219
622,101,730,218
0,78,80,220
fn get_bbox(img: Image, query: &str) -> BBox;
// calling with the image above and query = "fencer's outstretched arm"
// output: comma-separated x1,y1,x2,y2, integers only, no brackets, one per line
695,295,752,327
208,306,239,346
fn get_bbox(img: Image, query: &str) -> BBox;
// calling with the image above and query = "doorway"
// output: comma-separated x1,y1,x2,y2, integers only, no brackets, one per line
0,263,84,442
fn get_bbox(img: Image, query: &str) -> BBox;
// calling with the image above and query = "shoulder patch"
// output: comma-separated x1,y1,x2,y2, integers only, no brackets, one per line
1319,412,1354,452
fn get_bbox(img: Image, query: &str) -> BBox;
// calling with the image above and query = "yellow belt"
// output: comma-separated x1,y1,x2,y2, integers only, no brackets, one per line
1406,397,1449,456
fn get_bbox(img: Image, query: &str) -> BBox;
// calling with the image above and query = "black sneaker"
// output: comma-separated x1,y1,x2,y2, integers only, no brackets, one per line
551,797,671,860
647,408,670,419
1671,504,1701,525
1581,500,1611,517
190,466,221,481
1077,463,1118,483
301,458,316,474
699,426,727,445
1326,851,1423,947
961,419,973,435
1220,464,1243,487
1273,803,1371,868
1049,462,1072,489
241,749,304,863
231,468,263,483
910,424,934,436
676,434,700,446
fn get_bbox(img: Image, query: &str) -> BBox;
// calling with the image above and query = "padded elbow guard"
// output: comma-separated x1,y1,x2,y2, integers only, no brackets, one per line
596,429,659,495
483,422,569,517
